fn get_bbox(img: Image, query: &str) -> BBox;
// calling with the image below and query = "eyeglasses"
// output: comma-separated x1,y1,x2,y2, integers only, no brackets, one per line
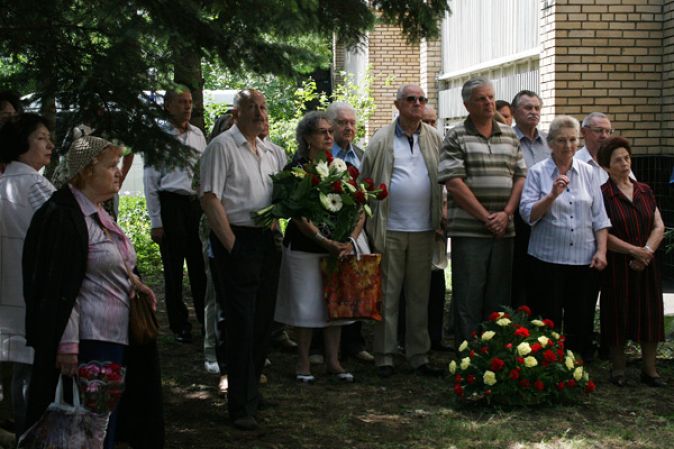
335,119,356,127
404,95,428,104
584,126,614,135
314,128,333,136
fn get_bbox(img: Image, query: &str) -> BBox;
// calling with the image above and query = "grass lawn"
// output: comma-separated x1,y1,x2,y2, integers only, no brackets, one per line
152,271,674,449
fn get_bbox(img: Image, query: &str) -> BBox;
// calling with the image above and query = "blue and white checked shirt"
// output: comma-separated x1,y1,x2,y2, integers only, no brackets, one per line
519,157,611,266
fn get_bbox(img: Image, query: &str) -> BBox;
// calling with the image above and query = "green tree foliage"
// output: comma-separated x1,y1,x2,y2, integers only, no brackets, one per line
118,195,162,276
0,0,449,165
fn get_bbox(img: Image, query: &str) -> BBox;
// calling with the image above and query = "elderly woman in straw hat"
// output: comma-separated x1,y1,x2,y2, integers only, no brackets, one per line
22,136,158,448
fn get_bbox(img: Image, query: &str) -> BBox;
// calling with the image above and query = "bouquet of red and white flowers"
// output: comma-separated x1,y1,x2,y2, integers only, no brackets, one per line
450,306,596,406
77,361,126,414
254,151,387,242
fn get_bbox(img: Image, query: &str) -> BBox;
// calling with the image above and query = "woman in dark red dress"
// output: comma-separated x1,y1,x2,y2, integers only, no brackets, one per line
598,137,666,387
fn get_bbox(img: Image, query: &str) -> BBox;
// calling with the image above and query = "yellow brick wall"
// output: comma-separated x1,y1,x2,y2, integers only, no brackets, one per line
545,0,671,155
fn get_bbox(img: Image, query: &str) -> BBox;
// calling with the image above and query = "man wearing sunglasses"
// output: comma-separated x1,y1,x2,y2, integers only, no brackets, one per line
360,84,444,379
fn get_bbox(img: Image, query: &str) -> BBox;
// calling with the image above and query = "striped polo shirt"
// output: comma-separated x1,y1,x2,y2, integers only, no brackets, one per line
438,118,527,238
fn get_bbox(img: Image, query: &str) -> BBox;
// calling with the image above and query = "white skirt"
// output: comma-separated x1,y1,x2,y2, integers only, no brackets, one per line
275,245,348,328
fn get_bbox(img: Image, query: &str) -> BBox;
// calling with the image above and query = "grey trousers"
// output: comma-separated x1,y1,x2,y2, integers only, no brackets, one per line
451,237,513,344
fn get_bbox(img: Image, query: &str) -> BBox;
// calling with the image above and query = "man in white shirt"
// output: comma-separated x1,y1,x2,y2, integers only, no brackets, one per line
200,89,279,431
144,86,207,343
360,84,444,378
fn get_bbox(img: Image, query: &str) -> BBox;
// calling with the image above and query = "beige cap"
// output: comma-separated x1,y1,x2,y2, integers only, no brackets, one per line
66,136,112,180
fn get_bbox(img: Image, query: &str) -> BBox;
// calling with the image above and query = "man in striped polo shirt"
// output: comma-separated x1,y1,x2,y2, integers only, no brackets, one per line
438,77,527,345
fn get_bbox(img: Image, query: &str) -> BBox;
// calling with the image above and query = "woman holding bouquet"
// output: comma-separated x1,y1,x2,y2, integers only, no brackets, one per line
597,137,666,387
519,115,611,358
23,136,163,448
275,111,360,383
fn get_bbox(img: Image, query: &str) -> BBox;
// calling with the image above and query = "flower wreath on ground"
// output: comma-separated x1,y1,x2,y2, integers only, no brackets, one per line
254,150,387,242
449,306,596,406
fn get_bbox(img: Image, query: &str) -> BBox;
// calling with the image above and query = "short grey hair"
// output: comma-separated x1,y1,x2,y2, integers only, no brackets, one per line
395,84,423,101
295,110,331,159
581,112,609,128
511,90,543,110
233,89,264,109
547,115,580,144
326,101,357,121
461,77,493,103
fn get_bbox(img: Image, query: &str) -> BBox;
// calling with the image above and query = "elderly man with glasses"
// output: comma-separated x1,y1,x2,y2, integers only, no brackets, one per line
360,84,444,378
576,112,621,184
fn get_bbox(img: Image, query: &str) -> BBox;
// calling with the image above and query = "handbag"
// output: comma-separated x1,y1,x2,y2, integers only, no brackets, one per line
18,376,109,449
127,272,159,345
319,236,382,321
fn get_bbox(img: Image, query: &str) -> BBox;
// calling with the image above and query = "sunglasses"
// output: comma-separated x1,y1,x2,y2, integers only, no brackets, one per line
404,95,428,104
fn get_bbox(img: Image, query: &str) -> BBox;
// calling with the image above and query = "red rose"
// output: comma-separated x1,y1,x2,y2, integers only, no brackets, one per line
325,150,334,163
516,305,532,316
363,177,375,190
543,319,555,329
516,357,525,365
519,379,531,389
331,181,344,193
354,190,366,204
556,348,564,358
466,374,476,384
534,379,545,391
487,312,501,321
489,357,505,372
505,343,513,350
558,340,565,351
585,380,596,393
454,374,463,383
480,345,489,355
509,369,520,380
543,349,557,362
514,327,530,338
556,381,565,391
470,330,478,338
484,389,492,396
454,384,464,396
376,183,388,200
531,342,542,353
311,175,320,186
567,379,577,388
347,165,359,181
469,350,475,359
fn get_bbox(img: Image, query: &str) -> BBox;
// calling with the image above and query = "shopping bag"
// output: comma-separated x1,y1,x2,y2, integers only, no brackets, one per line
320,237,382,321
18,376,109,449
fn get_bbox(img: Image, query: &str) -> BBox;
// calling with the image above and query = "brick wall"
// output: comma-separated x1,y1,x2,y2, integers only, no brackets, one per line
420,35,442,116
368,23,421,133
546,0,666,156
663,0,674,150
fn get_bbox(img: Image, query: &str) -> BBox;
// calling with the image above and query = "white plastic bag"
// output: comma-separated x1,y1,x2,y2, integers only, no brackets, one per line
18,376,109,449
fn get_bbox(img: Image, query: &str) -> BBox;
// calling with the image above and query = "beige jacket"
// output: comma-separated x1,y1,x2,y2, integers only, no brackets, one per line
359,120,443,252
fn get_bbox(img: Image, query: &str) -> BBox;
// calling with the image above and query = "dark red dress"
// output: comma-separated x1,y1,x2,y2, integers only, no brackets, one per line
600,179,664,346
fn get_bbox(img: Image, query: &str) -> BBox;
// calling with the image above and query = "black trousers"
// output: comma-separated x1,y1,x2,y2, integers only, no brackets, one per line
528,257,600,357
210,227,277,420
158,191,206,333
511,209,531,308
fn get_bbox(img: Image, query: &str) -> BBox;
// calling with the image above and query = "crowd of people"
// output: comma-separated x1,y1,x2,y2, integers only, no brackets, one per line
0,73,669,442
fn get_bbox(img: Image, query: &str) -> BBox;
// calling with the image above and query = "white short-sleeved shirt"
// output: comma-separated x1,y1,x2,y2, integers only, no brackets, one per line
200,125,279,227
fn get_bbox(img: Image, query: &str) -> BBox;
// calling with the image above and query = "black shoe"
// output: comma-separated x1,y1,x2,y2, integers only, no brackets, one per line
377,365,394,378
174,329,193,343
232,415,259,431
640,372,667,388
415,364,444,378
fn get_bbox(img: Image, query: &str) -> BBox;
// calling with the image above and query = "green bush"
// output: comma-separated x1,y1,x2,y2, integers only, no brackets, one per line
118,195,162,277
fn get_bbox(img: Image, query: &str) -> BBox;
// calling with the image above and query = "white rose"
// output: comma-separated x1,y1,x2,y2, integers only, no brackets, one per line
460,357,471,370
537,336,550,347
524,356,538,368
328,158,347,174
315,161,329,178
565,356,574,370
481,331,495,341
531,320,545,327
573,367,583,381
517,342,532,356
458,340,469,352
496,318,511,327
483,371,497,386
449,360,457,374
566,350,575,360
551,331,561,340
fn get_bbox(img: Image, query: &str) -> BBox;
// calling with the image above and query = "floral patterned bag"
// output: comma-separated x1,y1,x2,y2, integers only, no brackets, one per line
320,237,382,321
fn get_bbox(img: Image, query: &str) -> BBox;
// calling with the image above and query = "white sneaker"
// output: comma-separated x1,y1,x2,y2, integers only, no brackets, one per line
204,360,220,374
309,354,324,365
354,350,375,362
